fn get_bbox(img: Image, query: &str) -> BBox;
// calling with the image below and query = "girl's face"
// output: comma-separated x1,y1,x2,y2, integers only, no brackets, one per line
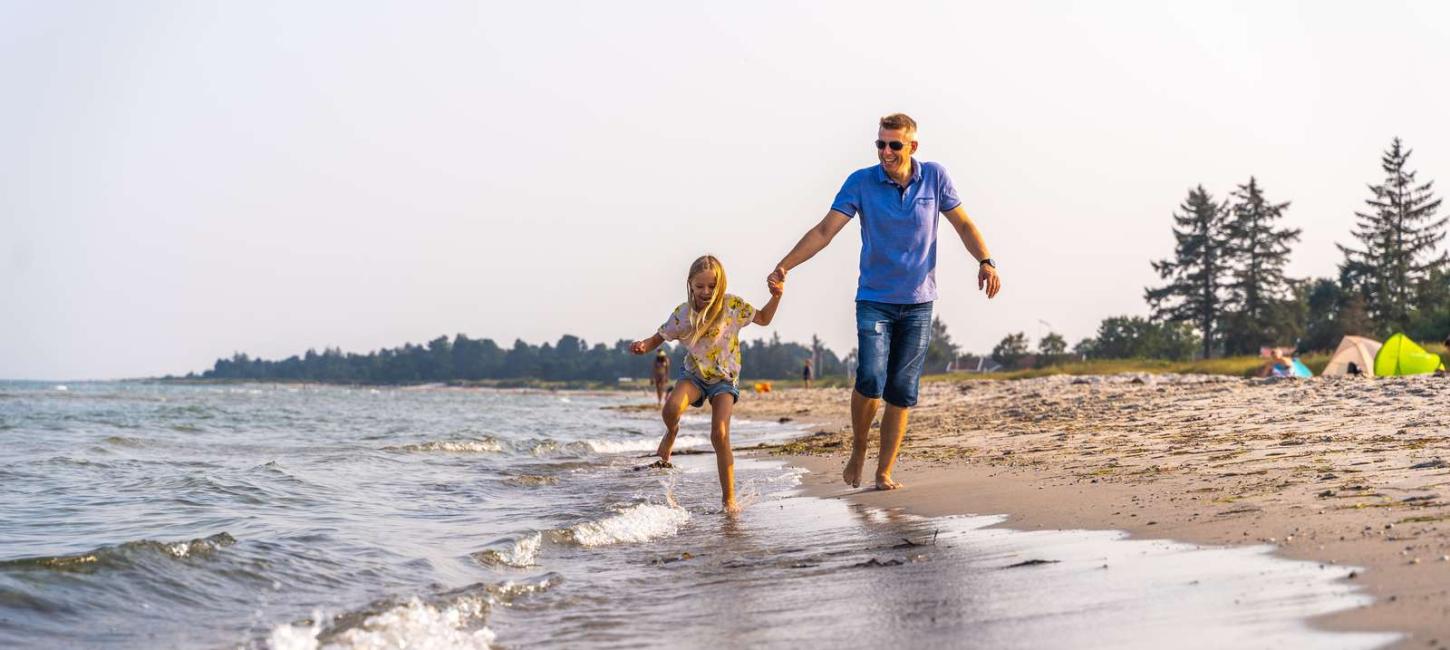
689,269,717,310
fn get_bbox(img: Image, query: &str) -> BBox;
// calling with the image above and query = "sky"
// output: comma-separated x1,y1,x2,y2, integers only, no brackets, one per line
4,1,1450,380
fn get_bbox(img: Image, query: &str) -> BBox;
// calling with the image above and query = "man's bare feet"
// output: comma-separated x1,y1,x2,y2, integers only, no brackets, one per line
723,499,741,515
875,474,903,490
842,454,865,488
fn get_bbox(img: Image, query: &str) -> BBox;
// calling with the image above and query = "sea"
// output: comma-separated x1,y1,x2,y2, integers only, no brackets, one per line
0,381,1400,649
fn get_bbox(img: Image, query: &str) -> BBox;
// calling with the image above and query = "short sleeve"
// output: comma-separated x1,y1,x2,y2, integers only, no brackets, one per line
937,165,962,213
735,298,757,327
829,174,861,219
657,303,690,341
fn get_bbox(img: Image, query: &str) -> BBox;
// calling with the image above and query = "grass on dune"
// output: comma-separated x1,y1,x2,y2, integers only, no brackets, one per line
926,353,1335,382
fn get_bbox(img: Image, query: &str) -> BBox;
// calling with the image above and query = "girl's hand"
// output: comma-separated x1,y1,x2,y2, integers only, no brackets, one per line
767,277,784,297
629,340,648,355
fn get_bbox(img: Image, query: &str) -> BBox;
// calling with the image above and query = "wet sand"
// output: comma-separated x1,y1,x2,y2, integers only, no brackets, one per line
732,374,1450,648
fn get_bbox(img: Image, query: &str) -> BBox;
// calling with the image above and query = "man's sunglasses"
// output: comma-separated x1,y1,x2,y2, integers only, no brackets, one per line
875,140,909,151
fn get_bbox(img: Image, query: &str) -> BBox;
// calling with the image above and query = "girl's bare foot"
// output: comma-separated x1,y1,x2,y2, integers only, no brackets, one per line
842,454,866,488
875,474,903,490
723,499,741,515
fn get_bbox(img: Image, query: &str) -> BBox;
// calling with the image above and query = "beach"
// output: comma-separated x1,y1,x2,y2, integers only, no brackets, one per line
736,374,1450,647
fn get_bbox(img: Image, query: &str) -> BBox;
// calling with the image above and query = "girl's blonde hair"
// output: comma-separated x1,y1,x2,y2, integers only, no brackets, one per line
684,255,727,346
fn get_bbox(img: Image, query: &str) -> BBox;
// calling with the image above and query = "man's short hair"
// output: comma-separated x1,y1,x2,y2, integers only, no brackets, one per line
879,113,918,135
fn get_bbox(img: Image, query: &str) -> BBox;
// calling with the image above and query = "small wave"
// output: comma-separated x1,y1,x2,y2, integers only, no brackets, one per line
54,385,68,391
266,576,563,650
103,435,145,448
578,435,709,454
503,474,559,488
471,533,541,568
386,438,504,454
0,532,236,573
268,597,496,650
553,503,690,547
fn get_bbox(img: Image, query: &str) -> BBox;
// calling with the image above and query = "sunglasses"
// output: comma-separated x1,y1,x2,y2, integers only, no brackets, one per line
875,139,909,151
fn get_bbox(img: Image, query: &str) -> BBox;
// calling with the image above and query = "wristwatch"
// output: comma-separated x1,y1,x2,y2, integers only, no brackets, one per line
979,258,996,269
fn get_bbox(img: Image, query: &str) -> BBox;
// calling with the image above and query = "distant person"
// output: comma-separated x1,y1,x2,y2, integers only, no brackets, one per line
651,350,671,406
630,255,783,514
768,113,1001,490
802,358,814,389
1258,348,1306,378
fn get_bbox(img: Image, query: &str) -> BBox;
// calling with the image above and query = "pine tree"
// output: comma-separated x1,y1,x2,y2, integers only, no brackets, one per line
1337,137,1448,333
1146,186,1230,358
1221,177,1301,354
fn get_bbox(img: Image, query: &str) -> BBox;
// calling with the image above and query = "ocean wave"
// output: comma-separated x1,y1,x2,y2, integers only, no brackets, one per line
267,597,495,650
0,532,236,573
264,575,561,650
471,533,541,568
386,438,504,454
103,435,146,448
552,503,690,547
502,474,559,487
578,435,709,454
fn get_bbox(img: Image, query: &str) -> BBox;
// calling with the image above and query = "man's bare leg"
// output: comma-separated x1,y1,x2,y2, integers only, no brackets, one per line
843,390,880,488
875,403,909,490
657,380,701,465
708,392,739,514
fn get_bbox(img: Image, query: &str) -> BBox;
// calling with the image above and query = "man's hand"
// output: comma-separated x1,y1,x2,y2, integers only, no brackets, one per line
767,274,784,297
978,264,1002,299
629,340,648,355
767,266,787,287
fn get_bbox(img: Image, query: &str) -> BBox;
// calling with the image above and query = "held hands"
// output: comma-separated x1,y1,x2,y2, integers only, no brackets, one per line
978,263,1002,299
767,266,786,297
629,340,648,355
767,266,786,287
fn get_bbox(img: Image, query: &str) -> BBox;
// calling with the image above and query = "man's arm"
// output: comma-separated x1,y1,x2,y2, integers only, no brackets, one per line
769,210,851,284
942,205,1002,299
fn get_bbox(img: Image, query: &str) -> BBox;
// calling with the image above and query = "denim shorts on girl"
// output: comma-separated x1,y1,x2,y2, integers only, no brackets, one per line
855,300,933,408
682,371,740,408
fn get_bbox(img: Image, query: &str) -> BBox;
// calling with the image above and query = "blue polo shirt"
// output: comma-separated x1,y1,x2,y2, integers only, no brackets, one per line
830,160,962,304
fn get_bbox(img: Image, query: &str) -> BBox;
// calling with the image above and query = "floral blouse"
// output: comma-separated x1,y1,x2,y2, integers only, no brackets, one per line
657,294,757,383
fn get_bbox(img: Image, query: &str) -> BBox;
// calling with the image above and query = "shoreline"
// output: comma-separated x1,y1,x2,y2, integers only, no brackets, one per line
734,375,1450,648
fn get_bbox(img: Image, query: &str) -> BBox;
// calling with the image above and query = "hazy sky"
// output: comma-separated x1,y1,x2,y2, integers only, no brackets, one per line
5,1,1450,380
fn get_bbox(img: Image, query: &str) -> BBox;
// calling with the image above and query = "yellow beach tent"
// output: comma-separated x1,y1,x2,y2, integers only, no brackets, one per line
1322,335,1382,377
1373,333,1446,376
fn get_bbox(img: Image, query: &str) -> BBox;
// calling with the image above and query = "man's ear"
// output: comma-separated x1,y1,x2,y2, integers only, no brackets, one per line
910,140,920,154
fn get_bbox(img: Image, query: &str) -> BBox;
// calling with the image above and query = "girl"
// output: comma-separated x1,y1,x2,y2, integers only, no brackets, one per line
630,255,782,514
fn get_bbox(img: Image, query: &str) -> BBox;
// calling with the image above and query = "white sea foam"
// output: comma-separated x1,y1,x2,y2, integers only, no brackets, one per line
580,435,710,454
472,533,542,568
390,439,504,454
266,597,495,650
53,385,68,391
557,503,690,547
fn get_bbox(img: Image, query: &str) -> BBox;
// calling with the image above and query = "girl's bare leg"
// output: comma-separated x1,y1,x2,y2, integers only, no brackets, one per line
657,379,701,464
708,392,738,513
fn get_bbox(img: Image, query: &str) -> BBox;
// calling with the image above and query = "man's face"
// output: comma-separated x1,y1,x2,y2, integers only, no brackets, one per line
876,127,918,174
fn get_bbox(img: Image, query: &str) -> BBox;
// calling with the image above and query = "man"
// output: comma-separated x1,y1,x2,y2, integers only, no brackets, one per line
768,113,1001,490
652,349,671,407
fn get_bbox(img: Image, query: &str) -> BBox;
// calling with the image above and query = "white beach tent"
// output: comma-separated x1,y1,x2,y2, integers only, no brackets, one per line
1322,335,1383,377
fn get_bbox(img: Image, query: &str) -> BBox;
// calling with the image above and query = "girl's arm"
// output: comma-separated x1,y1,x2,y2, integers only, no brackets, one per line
752,293,782,326
629,333,665,355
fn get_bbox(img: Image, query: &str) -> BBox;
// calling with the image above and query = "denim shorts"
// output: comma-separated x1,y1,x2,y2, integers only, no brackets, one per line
682,371,740,408
855,300,933,408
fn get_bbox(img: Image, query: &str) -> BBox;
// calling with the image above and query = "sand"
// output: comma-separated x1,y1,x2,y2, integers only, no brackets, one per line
731,374,1450,648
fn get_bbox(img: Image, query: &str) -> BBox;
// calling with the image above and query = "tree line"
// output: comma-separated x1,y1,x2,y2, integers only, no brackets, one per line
197,332,850,384
991,137,1447,365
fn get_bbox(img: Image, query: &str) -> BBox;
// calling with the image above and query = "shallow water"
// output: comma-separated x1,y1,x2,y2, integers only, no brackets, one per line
0,381,1397,648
